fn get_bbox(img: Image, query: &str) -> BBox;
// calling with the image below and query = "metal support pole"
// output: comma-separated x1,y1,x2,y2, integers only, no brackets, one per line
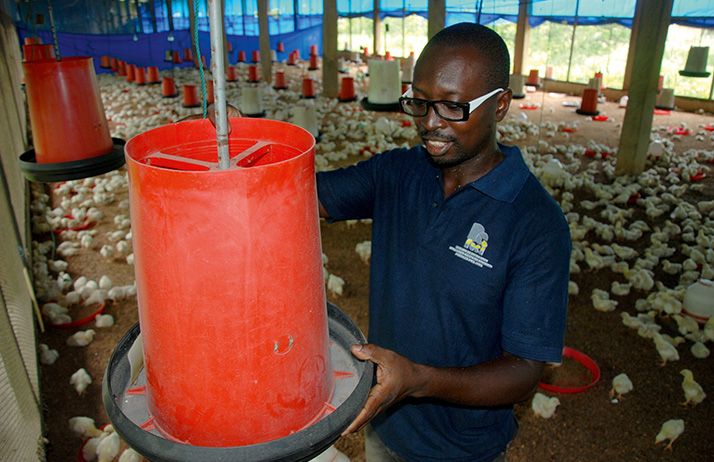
208,0,231,170
47,0,61,61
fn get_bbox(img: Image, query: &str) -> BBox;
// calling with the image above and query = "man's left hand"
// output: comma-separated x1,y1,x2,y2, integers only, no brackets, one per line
342,343,424,435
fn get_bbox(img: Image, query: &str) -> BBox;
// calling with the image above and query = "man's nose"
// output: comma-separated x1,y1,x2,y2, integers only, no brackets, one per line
419,104,447,131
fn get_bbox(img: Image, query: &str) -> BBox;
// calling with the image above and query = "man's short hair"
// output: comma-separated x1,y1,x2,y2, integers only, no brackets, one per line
420,22,510,90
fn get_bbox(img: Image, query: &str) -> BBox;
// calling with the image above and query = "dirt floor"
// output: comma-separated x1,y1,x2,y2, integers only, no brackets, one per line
34,79,714,462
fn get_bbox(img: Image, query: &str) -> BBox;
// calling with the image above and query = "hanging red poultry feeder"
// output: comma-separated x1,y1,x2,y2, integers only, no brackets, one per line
161,77,178,98
247,64,259,83
338,76,357,102
23,44,55,62
308,54,319,71
273,70,288,90
104,118,372,461
146,66,160,84
18,56,125,182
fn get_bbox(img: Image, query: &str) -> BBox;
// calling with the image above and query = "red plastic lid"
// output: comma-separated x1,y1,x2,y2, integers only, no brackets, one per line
538,346,600,394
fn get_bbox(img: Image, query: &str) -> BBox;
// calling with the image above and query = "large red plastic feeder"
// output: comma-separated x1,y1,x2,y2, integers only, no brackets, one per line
18,56,125,182
104,118,371,462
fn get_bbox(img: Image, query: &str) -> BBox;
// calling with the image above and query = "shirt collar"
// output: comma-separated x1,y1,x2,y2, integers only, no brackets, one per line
467,143,530,203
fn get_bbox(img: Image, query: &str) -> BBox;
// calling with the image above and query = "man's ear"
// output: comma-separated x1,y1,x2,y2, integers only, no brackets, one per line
495,88,512,122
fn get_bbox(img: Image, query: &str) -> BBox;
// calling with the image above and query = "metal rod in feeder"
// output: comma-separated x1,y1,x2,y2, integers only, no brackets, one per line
208,0,231,170
47,0,61,61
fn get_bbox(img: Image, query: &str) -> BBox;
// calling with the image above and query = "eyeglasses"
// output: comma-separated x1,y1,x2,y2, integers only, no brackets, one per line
399,86,504,122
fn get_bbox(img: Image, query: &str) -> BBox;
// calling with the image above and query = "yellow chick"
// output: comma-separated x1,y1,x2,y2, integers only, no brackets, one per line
655,419,684,450
591,289,618,312
653,334,679,366
680,369,706,406
531,392,560,419
610,373,633,400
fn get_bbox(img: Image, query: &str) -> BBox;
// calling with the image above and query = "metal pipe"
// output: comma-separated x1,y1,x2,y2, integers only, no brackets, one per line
208,0,231,169
47,0,61,61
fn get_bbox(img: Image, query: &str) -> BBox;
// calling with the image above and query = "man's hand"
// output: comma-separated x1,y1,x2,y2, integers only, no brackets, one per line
342,343,424,435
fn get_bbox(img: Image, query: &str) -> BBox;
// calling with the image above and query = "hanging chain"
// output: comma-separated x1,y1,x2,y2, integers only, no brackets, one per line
47,0,61,60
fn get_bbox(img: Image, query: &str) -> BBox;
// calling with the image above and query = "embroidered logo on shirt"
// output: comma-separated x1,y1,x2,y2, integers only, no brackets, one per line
448,222,493,268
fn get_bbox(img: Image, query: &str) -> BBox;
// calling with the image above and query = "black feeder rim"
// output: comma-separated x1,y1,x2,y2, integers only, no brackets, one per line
162,93,179,99
655,105,674,110
679,70,711,78
360,97,401,112
103,302,374,462
247,79,261,83
575,108,600,116
308,67,319,71
19,137,126,183
243,111,267,118
182,103,201,108
273,85,289,91
511,94,526,99
338,96,358,103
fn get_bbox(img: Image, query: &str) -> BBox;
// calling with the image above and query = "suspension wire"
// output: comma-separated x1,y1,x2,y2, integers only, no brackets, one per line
47,0,61,61
193,0,208,118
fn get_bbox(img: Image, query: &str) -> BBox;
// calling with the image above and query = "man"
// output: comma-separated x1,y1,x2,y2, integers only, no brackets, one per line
317,23,571,461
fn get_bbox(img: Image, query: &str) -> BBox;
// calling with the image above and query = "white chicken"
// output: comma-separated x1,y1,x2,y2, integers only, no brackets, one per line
610,373,633,400
653,334,679,366
690,342,710,359
39,343,59,365
680,369,706,406
327,274,345,297
70,368,92,395
655,419,684,450
531,392,560,419
97,430,121,462
355,240,371,264
95,314,115,328
118,448,144,462
67,329,96,347
591,289,617,312
68,416,103,438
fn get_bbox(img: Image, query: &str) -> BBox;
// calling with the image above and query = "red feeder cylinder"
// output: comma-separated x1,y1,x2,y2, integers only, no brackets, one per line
110,57,118,72
24,36,41,45
23,44,55,62
273,70,287,90
238,50,246,63
287,51,297,66
277,41,285,52
124,118,332,446
338,76,356,102
363,47,369,58
302,77,315,98
183,48,193,62
309,54,319,70
161,77,178,98
576,88,600,116
117,61,127,76
252,50,260,63
99,55,111,69
134,66,146,85
310,44,318,56
126,64,136,82
147,66,160,84
527,69,539,87
227,65,237,81
293,49,301,60
385,51,392,61
23,57,113,164
182,84,200,108
248,65,259,82
172,50,181,64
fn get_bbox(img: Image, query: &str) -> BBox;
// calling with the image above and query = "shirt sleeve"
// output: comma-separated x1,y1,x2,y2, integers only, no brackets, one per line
316,153,386,221
500,195,571,364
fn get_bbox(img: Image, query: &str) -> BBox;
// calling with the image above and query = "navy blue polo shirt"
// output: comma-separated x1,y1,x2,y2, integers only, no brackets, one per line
317,144,570,461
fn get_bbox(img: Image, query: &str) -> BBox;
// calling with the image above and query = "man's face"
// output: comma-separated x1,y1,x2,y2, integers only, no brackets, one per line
411,45,509,169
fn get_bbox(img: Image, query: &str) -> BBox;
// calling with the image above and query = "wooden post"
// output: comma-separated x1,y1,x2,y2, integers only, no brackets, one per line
257,0,272,82
427,0,445,39
616,0,673,175
323,0,338,98
513,0,530,75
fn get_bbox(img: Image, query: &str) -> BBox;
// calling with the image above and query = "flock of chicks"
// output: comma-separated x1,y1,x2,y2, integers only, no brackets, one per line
30,61,712,459
498,113,713,450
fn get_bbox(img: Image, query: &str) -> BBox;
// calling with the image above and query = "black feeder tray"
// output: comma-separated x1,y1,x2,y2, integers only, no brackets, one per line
679,70,711,78
360,97,401,112
103,302,373,462
575,108,600,116
512,93,526,99
162,92,179,99
655,104,674,111
273,85,288,91
243,111,267,118
338,96,358,103
182,102,201,108
19,137,126,182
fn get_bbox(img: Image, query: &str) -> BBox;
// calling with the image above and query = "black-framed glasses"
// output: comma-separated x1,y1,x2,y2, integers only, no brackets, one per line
399,86,504,122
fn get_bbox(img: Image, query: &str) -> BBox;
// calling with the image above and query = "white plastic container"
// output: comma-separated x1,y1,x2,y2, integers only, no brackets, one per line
683,279,714,323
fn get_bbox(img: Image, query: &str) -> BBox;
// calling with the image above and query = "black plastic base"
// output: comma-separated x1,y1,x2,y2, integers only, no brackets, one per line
273,86,288,91
162,93,179,98
243,111,267,118
512,94,526,99
576,108,600,116
301,95,316,99
103,302,373,462
308,67,319,71
247,79,260,83
182,103,201,108
360,97,401,112
679,70,711,78
19,138,126,183
338,96,358,103
655,105,674,110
